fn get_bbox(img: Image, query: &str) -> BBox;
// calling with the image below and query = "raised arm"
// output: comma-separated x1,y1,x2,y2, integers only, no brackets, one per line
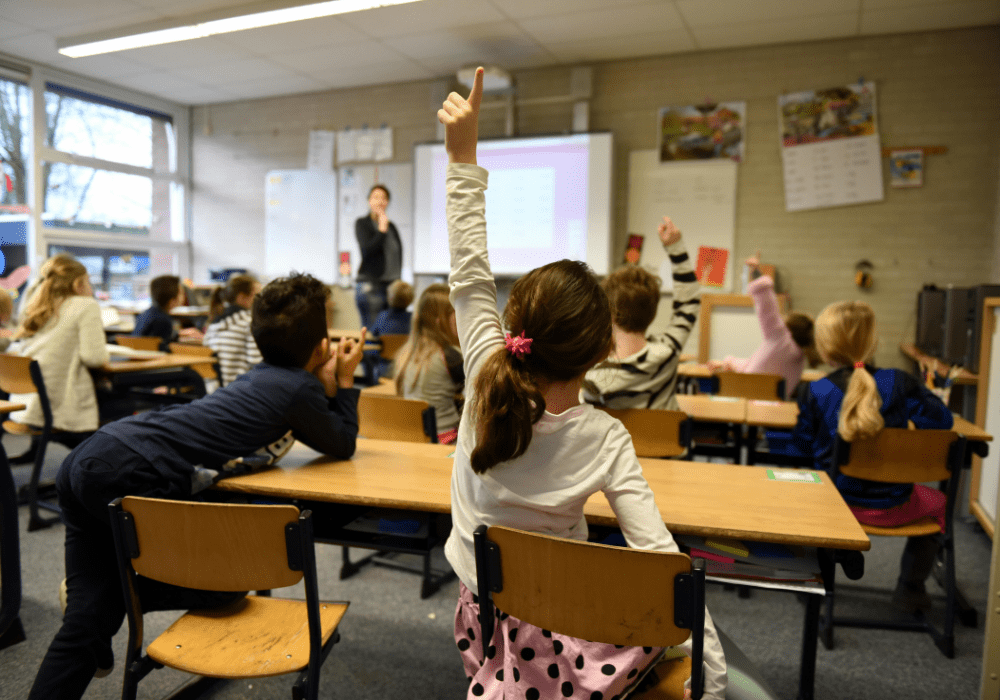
745,254,785,341
652,217,701,353
438,68,504,379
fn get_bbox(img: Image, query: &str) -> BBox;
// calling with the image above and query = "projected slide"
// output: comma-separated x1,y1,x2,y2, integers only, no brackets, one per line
413,133,612,276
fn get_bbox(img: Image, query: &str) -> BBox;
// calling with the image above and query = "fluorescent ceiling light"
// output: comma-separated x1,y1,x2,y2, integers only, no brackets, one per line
59,0,422,58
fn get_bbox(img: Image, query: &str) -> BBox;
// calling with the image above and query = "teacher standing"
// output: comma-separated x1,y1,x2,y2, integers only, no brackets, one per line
354,183,402,329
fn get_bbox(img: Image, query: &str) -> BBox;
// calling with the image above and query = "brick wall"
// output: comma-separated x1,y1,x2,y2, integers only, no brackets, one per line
191,26,1000,368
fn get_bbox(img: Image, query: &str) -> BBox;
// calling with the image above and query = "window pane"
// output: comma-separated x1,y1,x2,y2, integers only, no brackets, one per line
0,78,31,209
47,243,180,302
44,90,174,172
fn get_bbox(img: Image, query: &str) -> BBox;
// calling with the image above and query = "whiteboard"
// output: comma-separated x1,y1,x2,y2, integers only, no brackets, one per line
264,170,337,282
980,305,1000,523
627,151,737,291
336,163,413,285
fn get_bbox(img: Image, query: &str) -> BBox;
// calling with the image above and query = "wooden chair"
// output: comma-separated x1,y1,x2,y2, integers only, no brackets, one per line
473,525,707,699
597,406,691,458
168,342,218,382
115,336,161,352
820,428,973,657
108,496,348,700
357,393,437,443
0,354,61,531
713,371,785,401
377,333,409,362
345,393,449,597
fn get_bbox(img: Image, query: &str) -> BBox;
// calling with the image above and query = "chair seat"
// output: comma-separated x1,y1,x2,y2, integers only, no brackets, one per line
147,595,347,678
861,517,940,537
1,420,48,437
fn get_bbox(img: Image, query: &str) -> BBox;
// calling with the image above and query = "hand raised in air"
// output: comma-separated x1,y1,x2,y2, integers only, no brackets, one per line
438,66,484,165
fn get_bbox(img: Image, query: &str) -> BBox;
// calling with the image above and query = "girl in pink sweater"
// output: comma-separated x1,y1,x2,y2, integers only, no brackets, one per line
709,254,819,399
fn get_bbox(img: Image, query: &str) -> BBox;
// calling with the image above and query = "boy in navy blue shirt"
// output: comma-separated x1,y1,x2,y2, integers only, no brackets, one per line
29,273,366,700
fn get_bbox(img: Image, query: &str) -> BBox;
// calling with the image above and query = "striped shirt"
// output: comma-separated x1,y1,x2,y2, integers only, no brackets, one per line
203,305,262,387
584,239,701,411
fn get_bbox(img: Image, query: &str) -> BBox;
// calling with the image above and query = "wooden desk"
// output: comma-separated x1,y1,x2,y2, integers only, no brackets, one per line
216,438,867,700
100,355,212,374
899,342,977,385
169,306,210,319
0,400,25,414
676,394,746,423
746,400,798,429
678,362,712,378
952,414,993,442
362,379,398,396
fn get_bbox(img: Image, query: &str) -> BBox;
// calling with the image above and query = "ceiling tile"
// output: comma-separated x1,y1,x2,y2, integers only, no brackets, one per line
311,60,434,89
214,15,359,53
216,73,328,100
545,28,696,64
338,0,505,39
114,70,210,96
2,0,152,32
129,0,250,14
61,53,155,79
155,84,237,106
0,19,36,41
173,57,299,84
390,21,551,73
861,1,1000,33
0,31,61,64
518,3,686,43
676,0,859,27
271,40,406,72
116,36,249,70
691,13,860,50
489,0,653,21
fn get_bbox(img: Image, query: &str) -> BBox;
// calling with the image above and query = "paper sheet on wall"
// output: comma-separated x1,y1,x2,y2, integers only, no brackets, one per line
373,126,393,161
336,130,356,164
779,82,884,212
627,151,737,291
307,130,335,171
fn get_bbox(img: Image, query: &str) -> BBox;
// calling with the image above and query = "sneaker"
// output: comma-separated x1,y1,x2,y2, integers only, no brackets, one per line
892,581,931,614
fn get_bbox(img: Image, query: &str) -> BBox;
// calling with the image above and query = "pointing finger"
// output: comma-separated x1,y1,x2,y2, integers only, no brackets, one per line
468,66,484,113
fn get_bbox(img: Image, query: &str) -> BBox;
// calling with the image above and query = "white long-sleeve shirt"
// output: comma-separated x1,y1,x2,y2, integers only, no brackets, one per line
442,163,726,699
9,295,109,432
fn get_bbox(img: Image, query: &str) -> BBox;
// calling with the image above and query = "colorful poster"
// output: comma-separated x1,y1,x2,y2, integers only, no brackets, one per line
778,82,884,211
889,149,923,187
696,246,729,287
659,102,746,162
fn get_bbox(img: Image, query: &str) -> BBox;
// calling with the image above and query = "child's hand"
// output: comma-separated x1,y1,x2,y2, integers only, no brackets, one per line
438,66,483,165
658,216,682,246
313,338,339,397
706,359,726,371
336,328,367,389
179,327,204,340
745,249,761,270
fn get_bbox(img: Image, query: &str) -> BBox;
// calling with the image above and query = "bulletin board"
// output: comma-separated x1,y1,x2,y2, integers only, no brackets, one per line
627,150,738,291
336,162,413,285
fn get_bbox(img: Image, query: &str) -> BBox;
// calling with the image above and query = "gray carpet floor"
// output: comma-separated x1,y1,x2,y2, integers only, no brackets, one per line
0,434,992,700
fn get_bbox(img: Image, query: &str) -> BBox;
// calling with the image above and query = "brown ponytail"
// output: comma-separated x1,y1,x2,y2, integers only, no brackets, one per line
814,301,883,441
469,260,613,473
210,274,258,320
16,254,88,339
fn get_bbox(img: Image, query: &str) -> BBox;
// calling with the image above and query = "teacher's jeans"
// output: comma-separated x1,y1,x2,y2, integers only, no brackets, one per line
28,435,244,700
355,279,388,330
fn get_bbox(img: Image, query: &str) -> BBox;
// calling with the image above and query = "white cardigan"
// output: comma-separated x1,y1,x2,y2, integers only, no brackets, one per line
9,296,110,432
442,163,727,699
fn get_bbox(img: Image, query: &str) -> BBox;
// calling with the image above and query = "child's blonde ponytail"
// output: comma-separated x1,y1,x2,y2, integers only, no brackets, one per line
814,300,883,442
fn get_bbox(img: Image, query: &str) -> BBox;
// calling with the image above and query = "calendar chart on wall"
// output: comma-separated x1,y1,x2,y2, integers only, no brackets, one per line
778,82,884,212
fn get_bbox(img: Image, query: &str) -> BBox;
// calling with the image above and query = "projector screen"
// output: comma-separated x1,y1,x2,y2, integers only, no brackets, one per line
413,133,613,276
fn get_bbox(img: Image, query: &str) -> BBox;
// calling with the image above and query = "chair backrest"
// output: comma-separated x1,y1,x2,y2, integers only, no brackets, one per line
834,428,963,484
597,406,691,458
115,496,304,591
378,333,409,361
357,393,436,443
474,526,705,697
168,342,218,380
714,371,785,401
117,336,161,352
0,354,38,395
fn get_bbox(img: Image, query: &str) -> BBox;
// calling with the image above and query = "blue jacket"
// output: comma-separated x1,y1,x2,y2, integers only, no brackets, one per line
132,304,175,349
790,366,953,508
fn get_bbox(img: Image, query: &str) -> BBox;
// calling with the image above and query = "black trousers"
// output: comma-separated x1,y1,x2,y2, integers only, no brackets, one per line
27,435,242,700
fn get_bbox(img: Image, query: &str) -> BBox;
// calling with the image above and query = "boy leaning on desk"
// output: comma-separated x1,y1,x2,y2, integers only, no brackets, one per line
26,273,367,700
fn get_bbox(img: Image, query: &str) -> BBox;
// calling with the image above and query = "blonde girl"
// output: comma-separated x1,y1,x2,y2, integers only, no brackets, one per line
203,274,262,386
395,283,464,444
438,68,726,700
790,300,953,612
9,254,109,434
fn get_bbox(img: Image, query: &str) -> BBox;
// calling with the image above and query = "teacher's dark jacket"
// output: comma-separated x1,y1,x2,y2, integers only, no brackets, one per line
355,215,402,282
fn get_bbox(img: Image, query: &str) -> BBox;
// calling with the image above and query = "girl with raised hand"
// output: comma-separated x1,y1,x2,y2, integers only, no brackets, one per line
438,67,726,700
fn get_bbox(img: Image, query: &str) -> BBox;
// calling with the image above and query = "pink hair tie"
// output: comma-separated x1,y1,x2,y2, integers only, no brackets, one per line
854,361,865,369
504,331,533,360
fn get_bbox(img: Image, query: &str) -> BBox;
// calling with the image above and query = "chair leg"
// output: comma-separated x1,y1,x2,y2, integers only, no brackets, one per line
932,554,978,628
26,435,59,532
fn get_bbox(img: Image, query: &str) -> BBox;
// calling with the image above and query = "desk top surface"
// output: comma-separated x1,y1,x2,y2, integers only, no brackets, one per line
216,439,869,551
100,354,211,374
675,394,746,423
0,400,26,413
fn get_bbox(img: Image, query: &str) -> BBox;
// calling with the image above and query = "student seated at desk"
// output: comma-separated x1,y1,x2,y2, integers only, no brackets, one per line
132,275,202,349
583,216,701,411
8,253,109,441
708,253,819,399
363,278,413,382
437,69,726,700
203,273,262,386
26,272,365,700
395,283,463,444
788,300,952,613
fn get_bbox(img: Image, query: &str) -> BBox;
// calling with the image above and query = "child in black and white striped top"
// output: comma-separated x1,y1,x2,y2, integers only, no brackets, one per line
203,274,262,386
584,218,701,411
